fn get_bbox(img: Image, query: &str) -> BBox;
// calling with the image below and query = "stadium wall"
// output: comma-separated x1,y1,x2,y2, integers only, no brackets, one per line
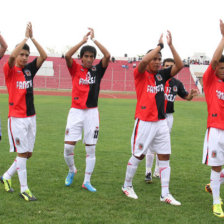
0,55,197,92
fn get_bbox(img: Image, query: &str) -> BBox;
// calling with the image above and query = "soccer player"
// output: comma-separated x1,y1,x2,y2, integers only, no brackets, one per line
202,19,224,218
63,28,110,192
145,58,198,183
0,32,8,141
0,22,47,201
122,30,184,205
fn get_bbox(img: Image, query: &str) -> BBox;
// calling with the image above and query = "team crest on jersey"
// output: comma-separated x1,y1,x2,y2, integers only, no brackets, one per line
173,86,178,92
15,138,20,146
138,143,143,150
24,69,31,77
92,66,96,71
156,74,162,81
81,68,84,71
212,150,217,158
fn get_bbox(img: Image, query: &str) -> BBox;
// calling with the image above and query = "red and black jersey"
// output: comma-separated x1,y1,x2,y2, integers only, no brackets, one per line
67,59,107,109
134,67,172,121
4,58,39,117
203,64,224,130
164,78,188,113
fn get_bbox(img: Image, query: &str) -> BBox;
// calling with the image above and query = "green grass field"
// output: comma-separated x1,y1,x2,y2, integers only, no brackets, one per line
0,94,221,224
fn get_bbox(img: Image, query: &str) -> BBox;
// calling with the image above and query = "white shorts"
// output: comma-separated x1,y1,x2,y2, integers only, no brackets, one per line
202,127,224,166
8,116,36,153
64,108,99,145
166,113,173,133
131,119,171,157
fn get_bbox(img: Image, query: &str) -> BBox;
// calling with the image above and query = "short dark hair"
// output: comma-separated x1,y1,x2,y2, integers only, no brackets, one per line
163,58,175,66
80,45,97,58
219,55,224,63
146,49,162,57
15,43,30,53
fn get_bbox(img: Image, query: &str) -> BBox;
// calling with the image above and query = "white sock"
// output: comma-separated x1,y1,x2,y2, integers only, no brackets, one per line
64,144,77,173
84,145,96,184
145,151,154,174
124,155,141,188
211,170,221,205
159,160,170,197
155,155,159,173
16,157,28,193
3,158,17,180
220,169,224,184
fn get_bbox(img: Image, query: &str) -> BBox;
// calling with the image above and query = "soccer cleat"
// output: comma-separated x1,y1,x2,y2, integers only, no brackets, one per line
122,186,138,199
160,193,181,206
20,189,37,201
145,172,152,183
82,182,96,192
153,171,160,178
213,204,224,218
65,172,75,186
0,176,14,192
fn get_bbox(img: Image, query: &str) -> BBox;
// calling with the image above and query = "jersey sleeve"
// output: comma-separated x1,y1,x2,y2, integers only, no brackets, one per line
3,61,14,80
67,59,78,77
96,60,107,79
177,80,189,99
203,64,215,88
134,67,145,81
25,58,39,78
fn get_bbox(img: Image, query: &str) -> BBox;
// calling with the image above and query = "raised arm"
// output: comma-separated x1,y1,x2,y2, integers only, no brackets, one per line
0,33,8,58
8,24,30,68
89,28,111,68
29,22,47,68
211,19,224,70
138,34,164,74
167,30,184,77
65,32,90,68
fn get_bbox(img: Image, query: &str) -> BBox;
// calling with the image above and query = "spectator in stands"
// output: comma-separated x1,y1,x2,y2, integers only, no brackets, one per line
122,30,184,206
145,58,198,182
63,28,110,192
1,22,47,201
111,56,115,62
202,19,224,218
0,32,8,141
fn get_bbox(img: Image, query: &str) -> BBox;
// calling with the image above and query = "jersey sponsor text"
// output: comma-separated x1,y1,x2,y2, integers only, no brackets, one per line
147,84,164,93
216,90,224,100
165,93,176,102
16,80,33,89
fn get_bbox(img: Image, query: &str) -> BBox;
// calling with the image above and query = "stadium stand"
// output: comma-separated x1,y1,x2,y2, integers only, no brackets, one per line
0,55,198,92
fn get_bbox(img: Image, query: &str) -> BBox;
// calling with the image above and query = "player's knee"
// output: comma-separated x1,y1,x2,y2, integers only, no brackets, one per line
18,152,29,158
134,154,145,160
64,144,75,156
158,154,170,161
64,141,76,145
27,152,32,159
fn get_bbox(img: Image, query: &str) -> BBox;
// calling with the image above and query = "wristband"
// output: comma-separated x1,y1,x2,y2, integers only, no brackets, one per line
157,43,164,50
92,38,96,42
